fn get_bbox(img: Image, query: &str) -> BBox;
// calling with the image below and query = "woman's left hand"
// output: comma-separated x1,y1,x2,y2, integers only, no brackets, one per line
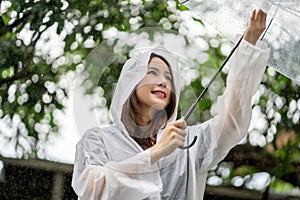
243,9,267,45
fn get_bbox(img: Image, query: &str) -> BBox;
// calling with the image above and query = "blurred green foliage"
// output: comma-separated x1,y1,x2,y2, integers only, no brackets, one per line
0,0,299,195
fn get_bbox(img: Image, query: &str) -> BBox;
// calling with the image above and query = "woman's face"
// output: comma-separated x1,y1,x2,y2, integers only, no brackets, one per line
136,56,172,113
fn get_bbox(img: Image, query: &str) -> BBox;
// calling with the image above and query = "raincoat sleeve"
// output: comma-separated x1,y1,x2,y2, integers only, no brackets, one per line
72,128,162,200
188,39,270,170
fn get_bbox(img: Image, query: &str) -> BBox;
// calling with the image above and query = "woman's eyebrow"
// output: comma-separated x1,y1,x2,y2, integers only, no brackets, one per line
148,66,171,75
148,66,159,71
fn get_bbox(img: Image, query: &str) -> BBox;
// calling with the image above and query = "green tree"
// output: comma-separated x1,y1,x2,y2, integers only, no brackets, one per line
0,0,174,156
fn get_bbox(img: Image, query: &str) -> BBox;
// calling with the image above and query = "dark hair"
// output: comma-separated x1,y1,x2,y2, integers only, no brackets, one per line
121,53,177,150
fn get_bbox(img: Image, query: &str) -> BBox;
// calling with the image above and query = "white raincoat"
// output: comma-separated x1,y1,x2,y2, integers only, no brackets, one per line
72,39,270,200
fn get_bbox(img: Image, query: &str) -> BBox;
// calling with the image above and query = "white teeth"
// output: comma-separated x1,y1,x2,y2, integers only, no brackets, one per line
152,91,165,97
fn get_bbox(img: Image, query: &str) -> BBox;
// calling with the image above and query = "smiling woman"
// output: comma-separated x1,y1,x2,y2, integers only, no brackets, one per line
123,53,177,150
71,10,270,200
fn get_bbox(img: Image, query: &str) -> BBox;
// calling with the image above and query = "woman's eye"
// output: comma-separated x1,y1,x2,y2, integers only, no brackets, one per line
147,71,156,75
165,76,172,81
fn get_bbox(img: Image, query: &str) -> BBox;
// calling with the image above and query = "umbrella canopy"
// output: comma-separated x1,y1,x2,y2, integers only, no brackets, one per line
182,0,300,84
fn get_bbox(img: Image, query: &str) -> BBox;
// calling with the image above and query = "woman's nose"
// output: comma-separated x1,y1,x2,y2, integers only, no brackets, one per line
158,79,167,88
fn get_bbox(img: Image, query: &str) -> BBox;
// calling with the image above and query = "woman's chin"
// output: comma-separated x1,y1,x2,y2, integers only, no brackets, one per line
149,103,167,114
152,102,167,110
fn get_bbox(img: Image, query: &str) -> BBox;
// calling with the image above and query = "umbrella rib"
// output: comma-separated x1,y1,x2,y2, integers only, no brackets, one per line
269,1,300,17
180,0,190,4
271,2,300,16
261,18,274,40
180,0,300,17
271,0,300,2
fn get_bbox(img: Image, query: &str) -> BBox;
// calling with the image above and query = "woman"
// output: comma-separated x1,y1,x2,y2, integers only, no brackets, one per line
72,10,270,200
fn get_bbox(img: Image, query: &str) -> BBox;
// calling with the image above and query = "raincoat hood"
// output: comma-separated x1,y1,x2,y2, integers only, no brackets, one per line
110,47,181,134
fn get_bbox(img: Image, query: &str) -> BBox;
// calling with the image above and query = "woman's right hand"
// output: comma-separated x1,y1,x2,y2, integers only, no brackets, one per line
150,118,187,164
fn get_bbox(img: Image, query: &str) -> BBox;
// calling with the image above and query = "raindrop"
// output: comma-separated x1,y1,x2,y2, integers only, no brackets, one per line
292,111,300,124
168,14,177,22
130,0,141,5
73,55,81,64
289,100,297,112
83,26,91,34
23,93,28,103
194,37,209,51
196,53,209,64
34,123,41,132
83,38,96,48
267,67,276,76
102,10,109,18
8,95,15,103
76,64,84,73
274,96,283,109
297,99,300,110
287,110,293,119
266,133,274,142
221,43,232,56
207,176,223,186
9,10,17,18
94,87,104,96
17,96,24,105
0,161,3,176
28,118,35,127
70,41,78,50
167,1,177,12
16,40,22,46
232,176,244,187
45,81,56,94
246,172,270,190
61,0,69,10
8,84,17,95
95,23,103,31
32,74,39,83
0,1,12,14
34,103,42,113
79,16,89,25
129,17,139,25
42,93,52,104
162,21,172,30
258,135,266,147
209,39,219,48
219,167,230,178
2,70,8,78
130,8,140,16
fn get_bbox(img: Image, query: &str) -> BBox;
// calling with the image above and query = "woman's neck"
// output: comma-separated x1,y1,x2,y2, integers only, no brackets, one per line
137,106,152,126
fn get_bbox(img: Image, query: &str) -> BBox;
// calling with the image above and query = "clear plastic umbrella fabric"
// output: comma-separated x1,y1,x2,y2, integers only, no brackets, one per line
183,0,300,84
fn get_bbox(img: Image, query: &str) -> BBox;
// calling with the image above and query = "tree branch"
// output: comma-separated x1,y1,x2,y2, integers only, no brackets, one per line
0,70,31,86
0,10,33,36
0,22,47,87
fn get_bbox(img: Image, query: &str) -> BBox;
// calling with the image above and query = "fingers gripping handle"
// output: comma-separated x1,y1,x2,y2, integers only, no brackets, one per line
178,116,197,149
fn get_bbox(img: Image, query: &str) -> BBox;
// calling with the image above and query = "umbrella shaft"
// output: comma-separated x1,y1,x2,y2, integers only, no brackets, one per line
184,35,244,121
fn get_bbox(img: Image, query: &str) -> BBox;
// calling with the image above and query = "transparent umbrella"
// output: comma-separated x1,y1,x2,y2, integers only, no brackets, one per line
182,0,300,84
177,0,300,149
178,0,300,195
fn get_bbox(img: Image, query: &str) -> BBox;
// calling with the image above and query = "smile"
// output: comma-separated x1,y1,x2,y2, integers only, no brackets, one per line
151,90,166,98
